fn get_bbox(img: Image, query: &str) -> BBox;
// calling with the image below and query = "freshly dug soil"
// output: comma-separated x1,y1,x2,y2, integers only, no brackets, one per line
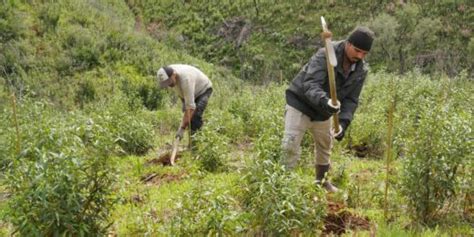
140,172,185,185
323,201,371,235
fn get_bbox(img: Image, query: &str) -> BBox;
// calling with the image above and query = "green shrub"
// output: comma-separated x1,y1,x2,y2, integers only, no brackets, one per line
116,64,166,110
194,120,229,172
254,132,283,162
169,184,247,236
0,106,15,172
37,3,61,34
75,79,96,108
245,84,285,138
401,98,472,226
0,3,28,43
205,109,246,144
89,96,155,156
3,101,117,236
242,159,326,235
114,115,154,155
60,25,103,71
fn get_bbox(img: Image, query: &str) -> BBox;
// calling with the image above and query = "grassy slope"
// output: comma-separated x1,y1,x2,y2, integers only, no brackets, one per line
1,1,472,236
109,72,472,235
135,0,473,81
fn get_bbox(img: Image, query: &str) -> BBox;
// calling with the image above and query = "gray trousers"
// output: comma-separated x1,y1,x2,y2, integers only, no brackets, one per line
281,105,333,168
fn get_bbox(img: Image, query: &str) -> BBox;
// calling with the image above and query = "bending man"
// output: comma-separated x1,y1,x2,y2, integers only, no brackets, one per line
157,64,213,139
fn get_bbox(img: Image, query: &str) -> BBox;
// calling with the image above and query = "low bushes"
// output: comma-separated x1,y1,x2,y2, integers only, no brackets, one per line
242,159,326,235
1,95,156,235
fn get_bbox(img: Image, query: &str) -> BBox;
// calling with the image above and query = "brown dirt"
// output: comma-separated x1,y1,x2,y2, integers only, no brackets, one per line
129,194,144,204
148,144,186,166
216,16,251,47
140,172,186,186
146,152,182,166
287,34,319,50
323,201,371,235
350,143,369,158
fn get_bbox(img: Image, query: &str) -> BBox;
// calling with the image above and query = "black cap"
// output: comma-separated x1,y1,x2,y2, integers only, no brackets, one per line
347,26,374,51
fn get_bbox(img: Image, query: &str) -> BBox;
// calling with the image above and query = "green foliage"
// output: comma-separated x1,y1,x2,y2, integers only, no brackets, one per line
349,71,473,160
245,84,285,137
1,0,473,235
0,2,28,42
254,132,283,163
242,159,326,235
0,0,190,109
0,106,15,172
0,93,158,234
365,3,445,74
3,101,117,236
169,184,248,236
75,79,96,108
194,114,230,172
138,0,472,82
116,65,165,110
330,161,350,190
86,96,155,156
401,100,472,226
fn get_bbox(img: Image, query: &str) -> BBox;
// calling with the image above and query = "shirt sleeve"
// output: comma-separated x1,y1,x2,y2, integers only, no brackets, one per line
179,74,196,110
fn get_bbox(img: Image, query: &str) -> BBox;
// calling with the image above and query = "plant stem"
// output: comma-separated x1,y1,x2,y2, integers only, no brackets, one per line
384,81,396,222
11,93,21,155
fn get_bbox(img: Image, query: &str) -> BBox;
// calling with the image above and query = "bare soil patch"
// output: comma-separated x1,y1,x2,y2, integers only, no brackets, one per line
323,201,371,235
140,172,186,186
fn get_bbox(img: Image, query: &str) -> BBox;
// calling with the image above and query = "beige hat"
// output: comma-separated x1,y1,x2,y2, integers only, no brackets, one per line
157,67,173,88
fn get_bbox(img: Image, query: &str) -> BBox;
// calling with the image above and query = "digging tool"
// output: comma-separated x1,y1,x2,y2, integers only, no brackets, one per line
187,114,192,150
169,136,181,166
320,16,340,134
171,110,192,166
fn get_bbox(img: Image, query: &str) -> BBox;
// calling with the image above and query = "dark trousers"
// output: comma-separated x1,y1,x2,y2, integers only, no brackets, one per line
182,88,213,134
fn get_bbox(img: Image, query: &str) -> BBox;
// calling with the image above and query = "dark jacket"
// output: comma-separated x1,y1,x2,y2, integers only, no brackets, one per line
286,40,368,127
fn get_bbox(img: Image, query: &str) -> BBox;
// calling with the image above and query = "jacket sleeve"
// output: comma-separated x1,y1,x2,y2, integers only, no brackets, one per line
339,72,367,125
302,48,330,108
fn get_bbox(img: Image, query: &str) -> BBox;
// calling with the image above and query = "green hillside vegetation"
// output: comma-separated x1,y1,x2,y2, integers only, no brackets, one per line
1,0,473,236
133,0,473,81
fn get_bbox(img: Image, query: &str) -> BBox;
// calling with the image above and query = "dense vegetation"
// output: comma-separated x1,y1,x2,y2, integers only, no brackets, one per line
133,0,473,81
1,0,472,236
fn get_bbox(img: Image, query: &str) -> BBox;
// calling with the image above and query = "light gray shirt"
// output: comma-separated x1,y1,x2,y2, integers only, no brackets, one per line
169,64,212,110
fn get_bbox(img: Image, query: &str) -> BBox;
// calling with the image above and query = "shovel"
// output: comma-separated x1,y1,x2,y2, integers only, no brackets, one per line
170,112,193,166
321,16,340,133
170,136,181,166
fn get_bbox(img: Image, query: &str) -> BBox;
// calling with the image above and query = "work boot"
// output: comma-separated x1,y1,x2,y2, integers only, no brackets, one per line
316,164,339,193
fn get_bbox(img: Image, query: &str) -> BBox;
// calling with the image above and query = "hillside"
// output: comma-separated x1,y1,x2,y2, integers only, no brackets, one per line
0,1,473,236
132,0,473,81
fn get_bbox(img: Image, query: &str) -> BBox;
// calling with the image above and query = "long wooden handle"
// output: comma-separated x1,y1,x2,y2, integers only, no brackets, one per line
321,16,340,133
170,137,180,166
326,48,340,133
187,113,192,149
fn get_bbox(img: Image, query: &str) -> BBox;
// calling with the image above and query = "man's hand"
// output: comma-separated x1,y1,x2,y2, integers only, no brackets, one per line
333,119,350,141
331,125,344,141
175,127,185,140
322,98,340,114
321,31,332,39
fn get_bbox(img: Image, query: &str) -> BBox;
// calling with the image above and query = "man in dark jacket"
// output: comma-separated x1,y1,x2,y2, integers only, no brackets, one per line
282,26,375,192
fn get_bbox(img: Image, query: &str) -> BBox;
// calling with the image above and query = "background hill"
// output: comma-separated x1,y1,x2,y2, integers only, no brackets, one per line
0,0,472,236
132,0,473,81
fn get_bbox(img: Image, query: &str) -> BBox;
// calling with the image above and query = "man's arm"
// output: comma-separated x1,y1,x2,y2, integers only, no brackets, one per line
302,49,334,111
180,108,195,129
339,74,366,124
179,74,196,130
